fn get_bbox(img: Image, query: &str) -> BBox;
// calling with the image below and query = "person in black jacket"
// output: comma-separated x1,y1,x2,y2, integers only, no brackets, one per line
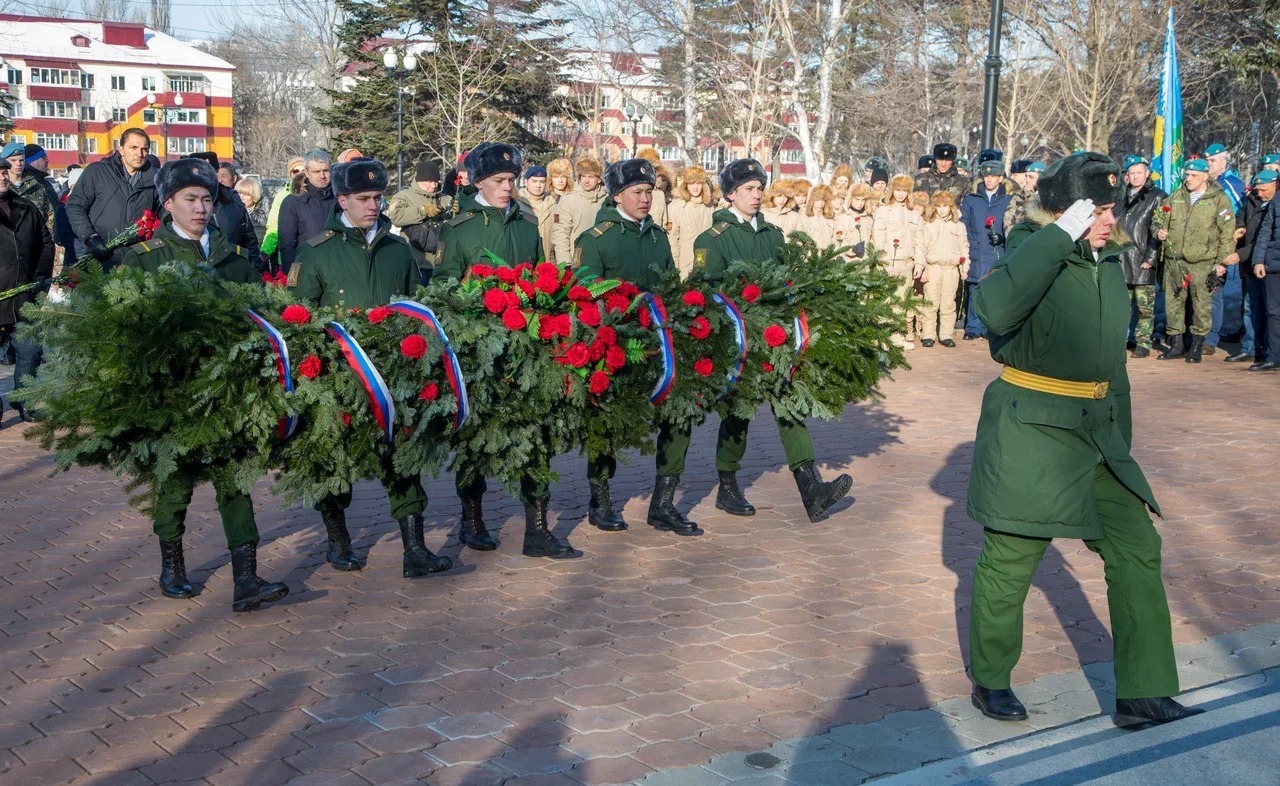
65,129,157,270
1234,171,1277,366
1114,155,1165,358
0,159,54,423
277,149,334,274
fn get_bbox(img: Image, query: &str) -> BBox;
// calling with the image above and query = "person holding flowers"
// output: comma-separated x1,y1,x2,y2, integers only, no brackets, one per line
434,142,577,560
289,157,453,579
575,158,699,537
692,159,853,523
120,159,289,612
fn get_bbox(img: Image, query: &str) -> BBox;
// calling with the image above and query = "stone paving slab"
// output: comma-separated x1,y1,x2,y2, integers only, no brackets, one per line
1,341,1278,785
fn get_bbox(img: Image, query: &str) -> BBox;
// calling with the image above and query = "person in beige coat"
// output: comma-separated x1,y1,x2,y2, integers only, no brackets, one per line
801,185,835,249
872,174,924,348
831,163,855,192
637,149,670,229
761,180,799,238
668,165,719,277
552,156,606,266
547,158,574,197
518,165,559,263
844,183,875,259
791,178,812,220
915,191,969,348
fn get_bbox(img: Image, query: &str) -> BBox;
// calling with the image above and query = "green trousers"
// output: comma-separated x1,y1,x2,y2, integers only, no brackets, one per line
588,420,693,482
456,472,548,505
1129,284,1156,348
316,453,427,521
969,464,1179,699
716,408,815,473
153,475,259,550
1164,259,1213,337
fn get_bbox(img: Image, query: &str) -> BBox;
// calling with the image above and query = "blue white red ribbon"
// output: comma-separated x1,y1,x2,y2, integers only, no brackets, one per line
712,292,748,401
790,310,811,377
386,300,471,430
326,321,396,444
644,293,676,405
245,309,299,441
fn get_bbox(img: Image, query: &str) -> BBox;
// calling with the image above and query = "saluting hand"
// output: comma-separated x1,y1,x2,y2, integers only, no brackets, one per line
1054,199,1097,241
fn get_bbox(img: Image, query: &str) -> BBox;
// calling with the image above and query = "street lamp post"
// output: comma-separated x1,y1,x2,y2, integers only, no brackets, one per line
383,50,418,187
626,103,644,158
146,90,184,160
979,0,1005,152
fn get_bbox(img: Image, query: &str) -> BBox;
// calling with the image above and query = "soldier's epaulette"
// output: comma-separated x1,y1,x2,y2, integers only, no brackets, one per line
588,221,615,238
448,212,476,228
135,238,165,253
708,221,732,237
306,230,336,247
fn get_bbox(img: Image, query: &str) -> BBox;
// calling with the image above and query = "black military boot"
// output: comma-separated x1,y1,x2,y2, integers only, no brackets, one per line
458,494,497,550
398,514,454,577
971,686,1028,721
1131,345,1150,358
229,542,289,613
522,499,577,558
322,510,362,571
158,540,195,599
715,471,756,516
1185,335,1205,363
647,476,702,536
1113,697,1204,729
1157,335,1184,359
588,481,627,531
793,461,853,522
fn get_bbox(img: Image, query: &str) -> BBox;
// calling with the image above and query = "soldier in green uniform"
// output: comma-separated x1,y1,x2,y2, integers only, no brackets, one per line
693,159,853,523
434,142,577,560
966,152,1203,729
289,157,453,579
121,159,289,613
575,158,699,536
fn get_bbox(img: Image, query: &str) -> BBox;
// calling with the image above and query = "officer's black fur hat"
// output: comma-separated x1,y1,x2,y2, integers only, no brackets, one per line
1010,158,1035,175
977,148,1004,165
184,151,220,170
465,142,523,184
917,155,935,170
603,158,656,196
932,143,957,161
720,159,768,197
331,157,388,195
156,158,218,204
1037,152,1124,212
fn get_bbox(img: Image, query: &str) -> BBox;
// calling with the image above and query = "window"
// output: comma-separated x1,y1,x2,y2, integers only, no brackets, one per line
141,76,156,91
167,75,204,93
168,137,206,154
780,149,805,164
659,146,683,161
142,108,156,123
110,75,125,91
36,101,78,118
700,147,717,168
168,108,204,124
5,102,23,119
111,108,127,122
35,133,76,151
81,106,96,121
82,138,98,154
30,67,80,85
148,140,158,155
6,68,22,85
80,72,95,89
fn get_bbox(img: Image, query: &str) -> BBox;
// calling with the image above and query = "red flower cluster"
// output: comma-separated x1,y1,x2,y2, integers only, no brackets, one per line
282,304,311,325
367,306,392,324
261,271,288,287
470,264,495,278
577,301,602,327
605,345,626,373
568,284,592,302
694,357,714,377
638,306,652,328
497,266,520,284
483,288,507,314
298,354,322,379
418,382,440,401
682,290,706,308
538,313,572,340
502,308,527,331
134,210,161,239
400,334,428,359
741,284,761,304
588,370,610,395
558,341,591,368
689,315,711,340
604,291,631,314
762,361,775,373
764,324,788,347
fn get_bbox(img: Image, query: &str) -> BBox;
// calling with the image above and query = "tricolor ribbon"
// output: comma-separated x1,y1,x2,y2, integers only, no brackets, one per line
712,292,748,401
245,309,299,441
644,293,676,405
790,310,811,377
386,299,471,430
326,321,396,444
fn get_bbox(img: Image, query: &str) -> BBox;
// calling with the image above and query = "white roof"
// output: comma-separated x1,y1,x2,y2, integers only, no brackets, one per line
0,15,233,71
562,49,663,89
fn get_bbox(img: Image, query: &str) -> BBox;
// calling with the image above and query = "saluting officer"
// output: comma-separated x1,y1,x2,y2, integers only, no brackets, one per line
966,152,1202,730
122,159,289,613
693,159,853,523
290,157,453,579
574,158,698,536
435,142,577,560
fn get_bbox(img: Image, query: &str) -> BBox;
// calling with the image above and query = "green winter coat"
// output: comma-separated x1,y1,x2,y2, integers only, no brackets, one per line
692,209,785,285
433,186,542,281
575,204,675,290
966,209,1159,540
288,208,417,309
121,222,258,284
1152,181,1237,265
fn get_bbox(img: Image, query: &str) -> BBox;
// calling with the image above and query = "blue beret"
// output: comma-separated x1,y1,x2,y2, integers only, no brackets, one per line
1027,162,1046,173
0,141,25,159
1204,143,1227,156
1253,170,1278,186
1260,154,1280,166
1122,155,1150,171
1184,159,1210,173
523,165,547,180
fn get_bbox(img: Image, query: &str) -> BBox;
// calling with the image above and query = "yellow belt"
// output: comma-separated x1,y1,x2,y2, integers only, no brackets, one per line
1001,366,1109,400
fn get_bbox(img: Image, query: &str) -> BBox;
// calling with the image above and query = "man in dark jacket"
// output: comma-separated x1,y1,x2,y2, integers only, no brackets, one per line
277,149,334,274
917,143,970,201
0,159,54,423
186,153,260,263
1232,170,1277,365
1251,174,1280,371
1114,155,1165,358
65,129,157,270
961,159,1014,339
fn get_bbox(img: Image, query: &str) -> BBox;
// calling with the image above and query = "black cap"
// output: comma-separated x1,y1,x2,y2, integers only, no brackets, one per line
870,168,889,185
415,159,441,182
917,155,935,170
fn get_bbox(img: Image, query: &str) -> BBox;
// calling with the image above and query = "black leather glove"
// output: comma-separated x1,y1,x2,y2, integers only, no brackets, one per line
988,231,1006,248
1206,269,1226,292
85,235,113,261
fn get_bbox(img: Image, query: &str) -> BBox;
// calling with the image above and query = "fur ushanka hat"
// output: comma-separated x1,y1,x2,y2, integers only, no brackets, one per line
331,157,389,196
465,142,523,184
156,158,218,203
1037,152,1124,212
604,158,657,196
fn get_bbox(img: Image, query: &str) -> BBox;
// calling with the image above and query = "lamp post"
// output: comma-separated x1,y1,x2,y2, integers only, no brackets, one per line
383,49,418,187
626,103,644,158
146,90,184,160
979,0,1005,152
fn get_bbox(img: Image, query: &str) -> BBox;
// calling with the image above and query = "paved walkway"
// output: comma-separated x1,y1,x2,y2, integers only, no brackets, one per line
1,341,1278,786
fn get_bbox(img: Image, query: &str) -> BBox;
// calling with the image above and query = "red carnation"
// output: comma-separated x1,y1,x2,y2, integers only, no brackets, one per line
539,314,571,340
764,324,788,347
535,262,559,281
741,284,762,303
959,256,967,264
502,308,528,331
596,326,617,346
282,304,311,325
682,290,706,308
578,302,602,327
400,334,428,359
341,412,352,427
638,307,652,328
985,217,996,228
496,266,519,284
762,361,775,373
367,306,392,324
588,370,611,395
605,345,627,372
560,341,590,368
418,382,440,401
689,315,712,340
568,285,592,302
483,288,507,314
135,210,161,239
693,357,714,377
892,238,900,246
1161,205,1171,213
616,281,640,298
604,292,630,314
590,336,608,361
470,263,495,278
297,354,322,379
535,273,559,295
516,279,535,299
515,262,535,275
503,291,521,309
